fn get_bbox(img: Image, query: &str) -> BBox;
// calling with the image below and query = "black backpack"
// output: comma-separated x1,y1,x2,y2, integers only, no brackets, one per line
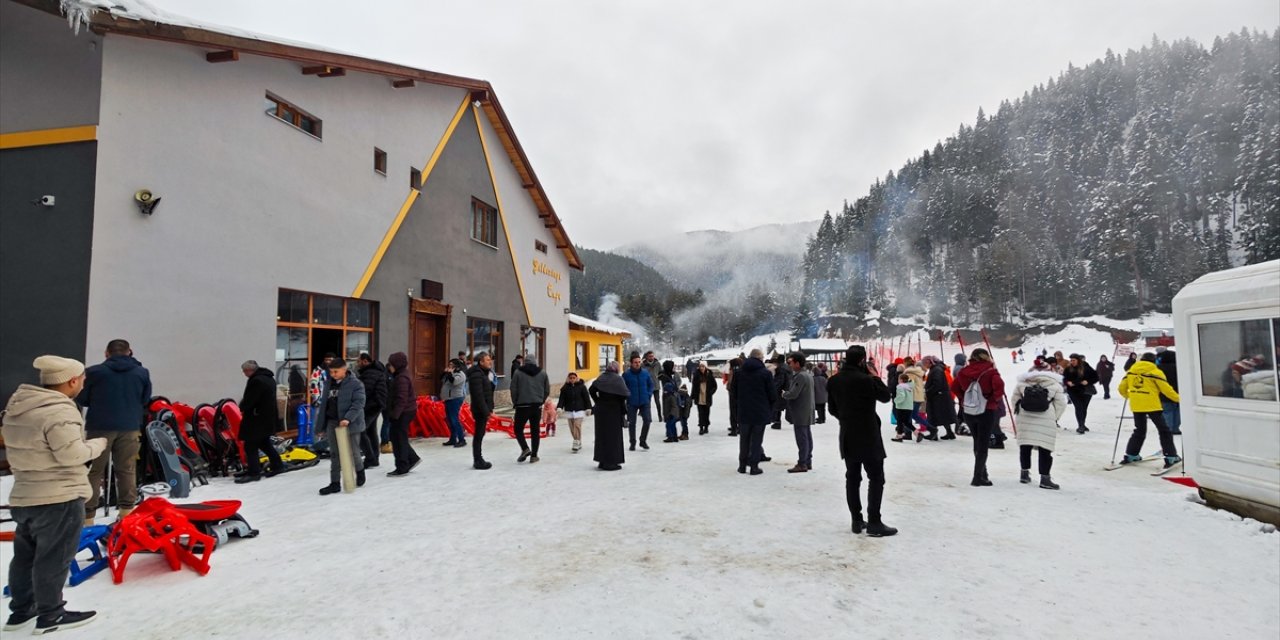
1020,383,1051,412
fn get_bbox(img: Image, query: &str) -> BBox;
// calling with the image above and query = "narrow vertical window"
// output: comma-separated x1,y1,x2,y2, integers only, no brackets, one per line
374,148,387,175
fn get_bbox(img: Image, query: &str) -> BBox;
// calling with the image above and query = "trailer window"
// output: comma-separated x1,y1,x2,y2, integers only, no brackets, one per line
1196,318,1278,401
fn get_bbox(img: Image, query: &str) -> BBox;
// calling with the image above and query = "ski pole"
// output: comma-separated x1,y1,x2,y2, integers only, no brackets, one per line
1110,398,1129,465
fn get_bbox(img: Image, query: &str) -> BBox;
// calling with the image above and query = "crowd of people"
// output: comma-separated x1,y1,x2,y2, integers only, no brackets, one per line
2,336,1188,633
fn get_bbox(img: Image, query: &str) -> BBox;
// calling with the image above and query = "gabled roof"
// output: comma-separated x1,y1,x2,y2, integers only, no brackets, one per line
19,0,583,270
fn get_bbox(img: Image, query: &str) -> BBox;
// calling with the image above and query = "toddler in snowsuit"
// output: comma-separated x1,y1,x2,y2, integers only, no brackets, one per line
662,382,681,443
541,399,557,437
891,374,915,442
677,384,692,440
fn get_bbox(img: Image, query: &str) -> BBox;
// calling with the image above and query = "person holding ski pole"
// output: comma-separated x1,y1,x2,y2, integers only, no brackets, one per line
1118,353,1181,469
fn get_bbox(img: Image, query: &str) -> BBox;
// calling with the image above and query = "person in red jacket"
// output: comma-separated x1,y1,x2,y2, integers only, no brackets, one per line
951,348,1006,487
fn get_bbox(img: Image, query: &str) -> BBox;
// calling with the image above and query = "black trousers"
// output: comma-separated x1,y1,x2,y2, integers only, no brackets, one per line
390,412,419,471
1019,445,1053,474
815,403,826,423
1071,392,1092,427
1126,411,1178,457
244,434,285,476
728,397,739,433
8,498,84,618
696,404,711,427
738,423,766,469
965,410,995,481
652,390,664,420
360,411,381,464
1100,380,1111,399
472,412,490,463
844,454,885,522
513,404,542,455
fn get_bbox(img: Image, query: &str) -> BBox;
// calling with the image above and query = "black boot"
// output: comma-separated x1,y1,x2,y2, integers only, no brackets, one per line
474,459,493,470
518,448,531,463
356,470,366,487
1020,469,1031,484
865,520,898,537
319,482,341,495
1040,474,1060,490
851,515,865,534
940,425,956,440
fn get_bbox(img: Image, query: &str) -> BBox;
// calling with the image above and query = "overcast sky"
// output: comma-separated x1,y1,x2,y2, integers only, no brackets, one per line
152,0,1278,249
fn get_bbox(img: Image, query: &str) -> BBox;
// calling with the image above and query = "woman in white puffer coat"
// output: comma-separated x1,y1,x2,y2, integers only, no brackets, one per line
1011,357,1068,490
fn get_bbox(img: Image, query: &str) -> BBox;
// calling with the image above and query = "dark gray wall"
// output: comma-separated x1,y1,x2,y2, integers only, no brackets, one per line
0,1,103,133
364,108,528,379
0,141,97,401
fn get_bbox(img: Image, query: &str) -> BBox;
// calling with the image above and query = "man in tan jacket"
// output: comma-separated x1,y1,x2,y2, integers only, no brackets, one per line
2,356,107,635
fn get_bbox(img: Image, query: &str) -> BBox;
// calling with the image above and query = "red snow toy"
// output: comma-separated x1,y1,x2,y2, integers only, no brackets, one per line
106,498,216,584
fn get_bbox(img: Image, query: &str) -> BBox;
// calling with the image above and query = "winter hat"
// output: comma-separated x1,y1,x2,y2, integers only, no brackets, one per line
1140,353,1158,363
1032,357,1051,371
33,355,84,385
954,353,967,366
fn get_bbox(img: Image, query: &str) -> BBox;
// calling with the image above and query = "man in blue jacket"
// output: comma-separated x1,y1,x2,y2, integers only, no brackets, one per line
622,355,654,452
735,349,778,475
78,339,151,522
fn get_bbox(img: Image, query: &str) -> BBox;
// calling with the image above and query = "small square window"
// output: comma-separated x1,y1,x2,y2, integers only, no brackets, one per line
374,148,387,175
410,167,422,189
535,240,548,254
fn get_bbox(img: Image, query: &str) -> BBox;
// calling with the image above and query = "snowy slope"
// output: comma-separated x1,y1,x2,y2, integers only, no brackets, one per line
2,328,1277,639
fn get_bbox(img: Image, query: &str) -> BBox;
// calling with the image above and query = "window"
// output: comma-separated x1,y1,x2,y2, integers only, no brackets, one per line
265,93,322,138
471,198,498,247
598,344,619,374
575,341,590,371
410,167,421,190
275,289,379,430
374,148,387,175
521,326,546,368
1197,318,1278,401
535,240,548,254
466,317,504,374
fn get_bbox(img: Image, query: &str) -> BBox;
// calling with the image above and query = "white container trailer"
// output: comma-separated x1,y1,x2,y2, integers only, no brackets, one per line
1172,260,1280,526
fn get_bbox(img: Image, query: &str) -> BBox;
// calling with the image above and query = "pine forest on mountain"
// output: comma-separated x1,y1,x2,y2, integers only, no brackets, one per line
575,30,1279,350
797,30,1279,335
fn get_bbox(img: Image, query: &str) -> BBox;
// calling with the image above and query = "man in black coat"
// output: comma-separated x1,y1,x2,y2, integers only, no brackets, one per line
356,353,388,468
827,345,897,537
735,349,777,475
467,352,496,470
236,360,285,483
770,355,792,429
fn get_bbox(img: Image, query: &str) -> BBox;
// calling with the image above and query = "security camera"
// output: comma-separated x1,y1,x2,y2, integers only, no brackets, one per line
37,195,55,207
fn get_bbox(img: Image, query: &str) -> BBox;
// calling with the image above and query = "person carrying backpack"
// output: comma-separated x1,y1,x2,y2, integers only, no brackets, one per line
1011,357,1067,489
951,348,1006,487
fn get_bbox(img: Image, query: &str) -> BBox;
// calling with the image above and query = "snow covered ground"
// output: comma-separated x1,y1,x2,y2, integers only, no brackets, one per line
3,330,1278,639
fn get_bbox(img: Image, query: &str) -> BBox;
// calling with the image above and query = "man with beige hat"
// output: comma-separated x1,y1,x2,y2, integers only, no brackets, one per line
2,355,107,634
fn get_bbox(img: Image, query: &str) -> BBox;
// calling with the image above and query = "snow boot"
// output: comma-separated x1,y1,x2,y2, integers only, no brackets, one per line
1020,469,1031,484
1039,475,1060,490
865,520,898,537
1163,455,1182,469
518,448,531,463
1119,453,1142,464
318,483,341,496
851,515,865,534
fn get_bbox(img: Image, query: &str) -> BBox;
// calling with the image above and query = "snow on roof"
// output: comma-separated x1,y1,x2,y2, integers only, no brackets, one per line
797,338,849,352
58,0,357,56
568,314,632,337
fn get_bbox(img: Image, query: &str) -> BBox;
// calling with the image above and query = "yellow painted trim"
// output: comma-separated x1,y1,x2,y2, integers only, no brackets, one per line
0,125,97,150
474,104,532,325
351,96,471,298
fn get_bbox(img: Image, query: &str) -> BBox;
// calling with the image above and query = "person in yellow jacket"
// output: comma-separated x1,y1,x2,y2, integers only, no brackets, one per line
1118,353,1181,468
2,356,108,634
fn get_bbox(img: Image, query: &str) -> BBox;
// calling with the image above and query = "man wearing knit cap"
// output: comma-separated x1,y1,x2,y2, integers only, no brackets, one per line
78,339,151,522
2,356,107,634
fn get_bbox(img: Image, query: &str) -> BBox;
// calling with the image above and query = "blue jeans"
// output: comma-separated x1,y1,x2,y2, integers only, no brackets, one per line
911,402,931,430
444,397,465,443
1162,399,1181,434
626,404,651,446
665,417,678,439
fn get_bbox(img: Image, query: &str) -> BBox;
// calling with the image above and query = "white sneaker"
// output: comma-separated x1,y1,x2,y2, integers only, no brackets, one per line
572,440,581,452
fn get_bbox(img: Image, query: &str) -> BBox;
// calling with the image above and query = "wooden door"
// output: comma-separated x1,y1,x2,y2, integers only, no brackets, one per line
412,312,440,397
